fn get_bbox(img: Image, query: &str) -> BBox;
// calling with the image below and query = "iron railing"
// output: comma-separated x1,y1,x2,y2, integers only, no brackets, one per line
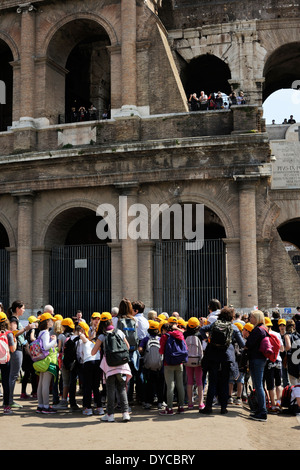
49,244,111,322
153,239,227,318
0,249,10,311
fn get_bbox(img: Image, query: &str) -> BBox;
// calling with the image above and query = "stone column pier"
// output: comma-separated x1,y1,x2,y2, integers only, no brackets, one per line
237,178,259,308
12,190,35,314
13,3,37,151
115,183,139,300
17,2,36,120
116,0,139,117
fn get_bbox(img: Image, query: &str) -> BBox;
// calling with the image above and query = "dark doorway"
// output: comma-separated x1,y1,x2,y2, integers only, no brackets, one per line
263,42,300,102
278,219,300,276
0,223,10,311
48,211,111,321
182,53,231,99
0,40,13,132
65,34,111,121
153,205,227,317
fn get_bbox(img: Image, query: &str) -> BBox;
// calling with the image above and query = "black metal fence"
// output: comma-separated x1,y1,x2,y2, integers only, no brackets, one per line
49,244,111,322
153,239,227,318
0,249,10,311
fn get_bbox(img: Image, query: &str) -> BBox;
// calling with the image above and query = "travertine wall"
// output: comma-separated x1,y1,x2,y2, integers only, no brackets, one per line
0,1,299,313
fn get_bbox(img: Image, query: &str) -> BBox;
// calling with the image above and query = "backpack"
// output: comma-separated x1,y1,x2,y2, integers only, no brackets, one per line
29,331,50,363
259,327,281,363
103,330,130,367
143,336,163,371
247,384,258,412
287,331,300,377
63,335,80,370
246,382,270,412
164,333,188,366
281,384,300,415
0,331,10,364
117,317,139,351
209,320,233,349
185,335,203,367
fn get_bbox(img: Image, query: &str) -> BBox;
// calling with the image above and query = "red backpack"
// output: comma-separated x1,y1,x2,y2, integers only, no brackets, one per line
259,326,281,362
0,331,11,364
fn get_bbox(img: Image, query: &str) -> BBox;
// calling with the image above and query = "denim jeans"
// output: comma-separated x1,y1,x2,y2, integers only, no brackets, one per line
249,357,267,415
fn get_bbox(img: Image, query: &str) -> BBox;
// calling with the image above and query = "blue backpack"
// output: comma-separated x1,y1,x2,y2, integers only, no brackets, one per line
164,333,188,365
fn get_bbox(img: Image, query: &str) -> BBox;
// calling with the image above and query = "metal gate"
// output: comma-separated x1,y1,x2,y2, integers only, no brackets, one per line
49,244,111,322
153,239,226,318
0,249,10,311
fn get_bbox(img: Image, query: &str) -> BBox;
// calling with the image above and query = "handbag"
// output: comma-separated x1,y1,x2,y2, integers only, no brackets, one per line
33,355,51,373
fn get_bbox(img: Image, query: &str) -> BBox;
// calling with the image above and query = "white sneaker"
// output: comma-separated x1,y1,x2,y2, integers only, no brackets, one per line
122,412,131,422
94,407,104,415
101,413,115,422
82,408,93,416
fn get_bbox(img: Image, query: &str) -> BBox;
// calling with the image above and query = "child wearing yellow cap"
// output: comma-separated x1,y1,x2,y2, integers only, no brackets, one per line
139,320,164,410
77,321,104,416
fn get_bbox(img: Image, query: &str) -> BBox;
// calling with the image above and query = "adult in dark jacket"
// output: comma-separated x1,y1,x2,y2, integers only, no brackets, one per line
199,306,245,415
245,310,268,421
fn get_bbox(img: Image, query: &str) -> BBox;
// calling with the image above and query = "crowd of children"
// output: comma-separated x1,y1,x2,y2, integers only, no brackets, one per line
1,298,300,423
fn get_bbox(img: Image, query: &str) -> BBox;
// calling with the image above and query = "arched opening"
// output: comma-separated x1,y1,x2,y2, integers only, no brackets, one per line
0,223,10,311
153,205,227,317
46,208,111,320
263,43,300,103
46,19,111,124
181,53,232,103
0,40,13,132
278,219,300,276
263,43,300,124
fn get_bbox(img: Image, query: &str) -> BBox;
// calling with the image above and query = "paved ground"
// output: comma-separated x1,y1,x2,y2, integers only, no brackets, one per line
1,382,299,455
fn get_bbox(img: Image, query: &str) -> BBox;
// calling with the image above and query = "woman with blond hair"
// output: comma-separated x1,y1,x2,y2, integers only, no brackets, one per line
245,310,268,421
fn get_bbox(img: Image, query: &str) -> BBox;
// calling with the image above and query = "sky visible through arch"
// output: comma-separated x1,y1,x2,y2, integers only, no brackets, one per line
263,88,300,125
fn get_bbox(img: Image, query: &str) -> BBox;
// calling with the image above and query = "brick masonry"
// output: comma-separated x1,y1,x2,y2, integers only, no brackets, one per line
0,1,299,314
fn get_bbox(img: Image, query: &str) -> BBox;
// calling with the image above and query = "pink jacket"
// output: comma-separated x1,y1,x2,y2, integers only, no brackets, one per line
100,355,132,384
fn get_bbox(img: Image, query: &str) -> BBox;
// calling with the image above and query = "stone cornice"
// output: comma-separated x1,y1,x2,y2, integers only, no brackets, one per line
0,0,43,11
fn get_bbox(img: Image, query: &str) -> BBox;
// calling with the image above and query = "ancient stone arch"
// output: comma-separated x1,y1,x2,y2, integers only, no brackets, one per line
0,215,15,248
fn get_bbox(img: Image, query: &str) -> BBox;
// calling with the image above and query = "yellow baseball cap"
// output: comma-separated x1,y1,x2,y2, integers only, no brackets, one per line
53,314,63,321
168,316,178,324
158,314,167,321
61,317,75,329
243,322,254,333
149,320,160,330
264,317,273,327
278,318,286,326
27,315,38,324
91,312,101,319
187,317,200,328
79,321,89,337
100,312,112,321
158,320,168,333
39,312,55,322
234,322,243,331
0,312,7,322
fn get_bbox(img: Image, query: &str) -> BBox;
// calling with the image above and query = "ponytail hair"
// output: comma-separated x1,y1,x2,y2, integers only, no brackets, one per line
7,300,24,319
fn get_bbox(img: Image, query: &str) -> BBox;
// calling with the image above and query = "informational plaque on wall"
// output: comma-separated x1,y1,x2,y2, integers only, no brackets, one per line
270,124,300,189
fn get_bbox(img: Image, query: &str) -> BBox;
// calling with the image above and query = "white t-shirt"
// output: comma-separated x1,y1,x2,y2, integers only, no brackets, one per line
272,330,283,361
77,338,100,363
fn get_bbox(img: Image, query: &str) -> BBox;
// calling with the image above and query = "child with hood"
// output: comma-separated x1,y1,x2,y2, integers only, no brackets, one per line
159,316,187,416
